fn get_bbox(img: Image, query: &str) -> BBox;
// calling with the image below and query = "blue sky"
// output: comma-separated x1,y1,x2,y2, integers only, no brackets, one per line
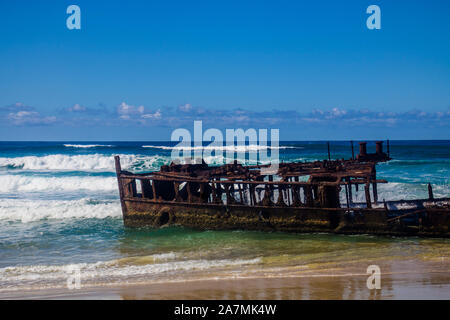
0,0,449,140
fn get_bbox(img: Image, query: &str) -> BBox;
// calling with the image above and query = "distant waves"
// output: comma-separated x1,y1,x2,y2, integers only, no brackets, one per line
63,144,115,148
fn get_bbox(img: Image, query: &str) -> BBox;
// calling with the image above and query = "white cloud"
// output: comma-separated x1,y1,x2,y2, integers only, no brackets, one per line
8,111,56,125
117,102,145,119
0,102,34,113
178,103,192,112
141,109,162,120
67,104,87,112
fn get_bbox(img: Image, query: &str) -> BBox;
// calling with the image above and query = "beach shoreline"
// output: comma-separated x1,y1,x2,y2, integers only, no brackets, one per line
2,267,449,300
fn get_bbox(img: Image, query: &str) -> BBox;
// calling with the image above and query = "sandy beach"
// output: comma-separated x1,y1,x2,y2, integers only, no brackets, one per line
2,258,449,300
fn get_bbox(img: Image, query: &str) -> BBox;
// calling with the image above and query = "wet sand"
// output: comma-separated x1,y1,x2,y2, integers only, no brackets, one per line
2,237,449,300
2,263,449,300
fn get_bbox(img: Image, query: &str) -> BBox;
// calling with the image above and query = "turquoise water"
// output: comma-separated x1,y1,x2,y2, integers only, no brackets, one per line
0,141,449,292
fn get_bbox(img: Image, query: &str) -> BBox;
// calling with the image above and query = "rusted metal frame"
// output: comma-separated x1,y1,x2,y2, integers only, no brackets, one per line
120,174,384,187
276,183,286,206
341,179,387,185
199,183,205,203
139,178,153,199
344,183,350,209
238,183,244,204
114,156,128,215
224,184,234,204
122,196,381,213
268,175,275,204
122,179,137,197
187,182,192,203
346,177,353,205
216,182,224,204
152,172,197,179
304,185,314,207
286,177,292,206
386,209,426,223
152,179,157,201
255,185,263,203
250,184,257,206
428,183,434,200
372,182,378,204
173,181,181,202
245,183,253,205
261,184,273,206
372,166,378,204
365,181,372,209
291,177,302,206
229,183,237,203
211,180,218,203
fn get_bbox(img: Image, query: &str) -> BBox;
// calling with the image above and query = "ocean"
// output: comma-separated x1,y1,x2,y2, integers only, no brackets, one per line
0,141,449,298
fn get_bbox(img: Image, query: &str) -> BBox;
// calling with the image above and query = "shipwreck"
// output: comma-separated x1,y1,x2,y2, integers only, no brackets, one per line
114,141,450,237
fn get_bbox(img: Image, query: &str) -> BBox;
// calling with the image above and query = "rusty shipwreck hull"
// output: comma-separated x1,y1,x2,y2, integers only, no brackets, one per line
121,198,450,237
114,141,450,237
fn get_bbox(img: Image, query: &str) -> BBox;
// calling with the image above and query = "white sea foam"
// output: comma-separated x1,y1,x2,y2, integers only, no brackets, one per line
0,152,286,172
339,182,450,204
0,257,262,290
0,174,117,193
63,144,115,148
0,154,165,172
142,145,299,151
0,198,121,222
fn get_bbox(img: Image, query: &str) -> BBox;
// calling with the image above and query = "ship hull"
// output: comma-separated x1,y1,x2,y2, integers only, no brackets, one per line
121,198,450,237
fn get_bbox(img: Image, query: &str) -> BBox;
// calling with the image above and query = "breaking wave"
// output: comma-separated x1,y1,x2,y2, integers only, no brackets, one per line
340,182,450,203
0,198,121,222
383,159,450,165
0,257,262,290
63,144,115,148
0,154,167,172
0,152,285,172
0,174,117,194
142,145,299,151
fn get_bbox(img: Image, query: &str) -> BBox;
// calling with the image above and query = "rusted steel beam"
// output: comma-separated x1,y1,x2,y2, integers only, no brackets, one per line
120,174,387,187
365,183,372,209
211,181,218,203
187,182,193,203
136,154,389,182
173,181,180,201
428,183,434,200
372,181,378,204
114,156,127,215
359,142,367,156
344,184,350,208
304,185,314,207
122,195,377,211
386,209,426,223
152,180,157,201
250,184,256,206
140,179,153,199
347,178,353,204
